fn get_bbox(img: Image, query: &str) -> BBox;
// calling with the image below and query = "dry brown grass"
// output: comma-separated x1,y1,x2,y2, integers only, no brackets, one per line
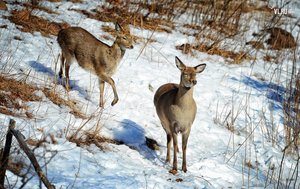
284,70,300,153
68,132,121,150
175,0,294,64
183,1,244,37
195,0,272,14
42,88,87,119
9,1,58,14
191,3,269,41
0,74,86,119
0,149,24,178
263,55,276,62
47,0,83,3
26,133,58,148
176,43,251,64
265,27,297,50
251,27,297,51
0,75,41,103
46,0,62,2
7,9,69,37
26,138,47,147
101,25,156,43
130,0,184,19
70,3,174,33
0,74,41,117
0,1,7,10
246,41,265,50
6,160,24,178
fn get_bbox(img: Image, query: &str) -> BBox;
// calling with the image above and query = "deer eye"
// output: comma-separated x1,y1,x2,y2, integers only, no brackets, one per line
122,36,127,40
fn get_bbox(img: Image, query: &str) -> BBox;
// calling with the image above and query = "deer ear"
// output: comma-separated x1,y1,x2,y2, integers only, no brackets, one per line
115,23,123,32
175,56,186,71
194,64,206,73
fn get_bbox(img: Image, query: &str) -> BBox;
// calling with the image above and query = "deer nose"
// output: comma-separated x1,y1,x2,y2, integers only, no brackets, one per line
192,80,197,85
129,45,134,49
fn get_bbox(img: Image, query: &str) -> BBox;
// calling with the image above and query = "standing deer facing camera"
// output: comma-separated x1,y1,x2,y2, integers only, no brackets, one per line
154,56,206,174
57,23,133,107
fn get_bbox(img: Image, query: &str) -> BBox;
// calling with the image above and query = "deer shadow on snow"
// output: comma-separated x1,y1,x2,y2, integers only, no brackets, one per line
28,61,89,99
112,119,159,161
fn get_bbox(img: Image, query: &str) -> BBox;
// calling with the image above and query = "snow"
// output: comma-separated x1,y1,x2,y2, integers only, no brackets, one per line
0,1,299,189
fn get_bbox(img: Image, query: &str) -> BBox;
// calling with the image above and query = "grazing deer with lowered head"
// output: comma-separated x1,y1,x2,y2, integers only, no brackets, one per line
154,56,206,174
57,23,133,107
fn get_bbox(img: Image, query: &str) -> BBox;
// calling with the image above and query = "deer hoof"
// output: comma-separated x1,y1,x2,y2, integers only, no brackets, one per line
65,84,70,91
165,158,170,163
111,98,119,106
169,169,177,175
99,102,104,108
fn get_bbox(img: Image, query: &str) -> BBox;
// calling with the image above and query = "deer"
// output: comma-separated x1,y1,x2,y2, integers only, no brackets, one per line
57,23,133,107
154,56,206,174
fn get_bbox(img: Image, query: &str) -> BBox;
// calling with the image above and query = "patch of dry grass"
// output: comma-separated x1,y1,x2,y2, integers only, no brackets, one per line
245,41,265,50
265,27,297,50
6,9,69,37
6,160,24,178
0,1,7,10
101,25,156,43
70,3,174,33
176,43,251,64
68,132,122,151
0,75,41,103
0,74,86,119
7,1,58,14
47,0,83,3
42,88,87,119
284,70,300,153
0,74,41,117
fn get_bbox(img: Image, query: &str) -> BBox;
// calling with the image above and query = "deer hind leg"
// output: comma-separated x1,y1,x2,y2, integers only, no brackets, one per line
100,74,119,106
64,59,71,91
99,79,105,107
166,133,172,163
58,53,65,79
59,51,72,91
170,130,178,175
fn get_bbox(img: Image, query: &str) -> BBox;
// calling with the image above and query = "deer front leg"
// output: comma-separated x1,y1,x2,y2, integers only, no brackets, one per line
101,74,119,106
182,129,191,172
99,79,105,107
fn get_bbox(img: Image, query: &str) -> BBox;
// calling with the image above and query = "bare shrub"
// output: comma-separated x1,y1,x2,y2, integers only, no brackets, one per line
283,56,300,154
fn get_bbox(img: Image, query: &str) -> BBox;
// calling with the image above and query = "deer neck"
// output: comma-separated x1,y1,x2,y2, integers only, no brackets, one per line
175,84,194,107
112,40,126,59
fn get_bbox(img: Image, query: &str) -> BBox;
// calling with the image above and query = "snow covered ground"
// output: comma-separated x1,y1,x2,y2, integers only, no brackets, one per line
0,1,299,189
